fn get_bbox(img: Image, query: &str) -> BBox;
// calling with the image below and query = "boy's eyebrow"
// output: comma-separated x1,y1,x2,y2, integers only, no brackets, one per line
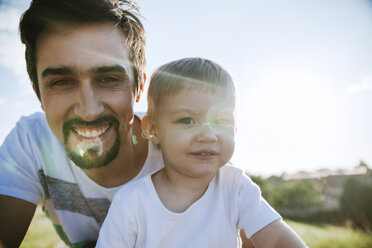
41,65,129,79
41,67,73,79
169,109,201,116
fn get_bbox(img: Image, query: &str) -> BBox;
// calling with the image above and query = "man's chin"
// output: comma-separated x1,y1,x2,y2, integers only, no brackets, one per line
65,138,120,170
67,151,108,169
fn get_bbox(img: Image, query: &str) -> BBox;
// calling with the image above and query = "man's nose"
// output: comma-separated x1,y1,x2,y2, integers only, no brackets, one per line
74,83,104,121
196,122,218,142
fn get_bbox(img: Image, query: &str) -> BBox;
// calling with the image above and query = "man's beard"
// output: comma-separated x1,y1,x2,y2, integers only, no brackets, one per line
63,115,120,169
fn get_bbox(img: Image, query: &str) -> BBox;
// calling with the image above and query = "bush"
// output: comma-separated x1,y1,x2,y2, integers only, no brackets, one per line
340,177,372,232
250,175,327,222
269,179,324,210
282,209,344,225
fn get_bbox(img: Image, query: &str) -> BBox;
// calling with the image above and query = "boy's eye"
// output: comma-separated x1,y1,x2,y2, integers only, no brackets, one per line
213,118,234,128
177,117,195,125
214,119,227,125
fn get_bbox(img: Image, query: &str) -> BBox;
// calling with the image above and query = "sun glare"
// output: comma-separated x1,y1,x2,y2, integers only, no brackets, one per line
233,69,340,175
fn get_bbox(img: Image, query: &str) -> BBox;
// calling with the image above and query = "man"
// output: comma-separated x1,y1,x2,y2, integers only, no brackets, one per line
0,0,163,247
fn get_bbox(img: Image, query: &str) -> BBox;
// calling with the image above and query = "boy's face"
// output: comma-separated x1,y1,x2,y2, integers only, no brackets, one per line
36,23,137,169
152,87,235,180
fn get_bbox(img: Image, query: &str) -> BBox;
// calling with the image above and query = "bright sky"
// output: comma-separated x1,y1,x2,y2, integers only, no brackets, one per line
1,0,372,176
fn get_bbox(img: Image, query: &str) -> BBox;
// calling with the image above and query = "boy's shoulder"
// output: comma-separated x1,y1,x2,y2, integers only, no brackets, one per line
219,164,245,180
218,164,257,190
220,163,241,172
115,173,152,200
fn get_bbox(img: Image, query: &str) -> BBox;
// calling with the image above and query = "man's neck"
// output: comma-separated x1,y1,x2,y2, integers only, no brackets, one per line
83,116,148,188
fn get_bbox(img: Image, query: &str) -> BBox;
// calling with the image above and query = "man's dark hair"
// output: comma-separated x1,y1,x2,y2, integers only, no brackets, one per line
19,0,146,101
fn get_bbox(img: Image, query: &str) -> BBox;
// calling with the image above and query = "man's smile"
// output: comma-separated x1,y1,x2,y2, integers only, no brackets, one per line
63,115,119,141
62,115,121,169
74,124,111,138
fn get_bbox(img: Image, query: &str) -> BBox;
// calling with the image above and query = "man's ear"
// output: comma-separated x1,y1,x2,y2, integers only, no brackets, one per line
141,115,159,144
32,83,44,111
136,73,146,103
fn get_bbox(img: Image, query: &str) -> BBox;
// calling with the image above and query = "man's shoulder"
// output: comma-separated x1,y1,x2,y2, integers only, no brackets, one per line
4,112,60,152
14,112,54,140
18,112,48,130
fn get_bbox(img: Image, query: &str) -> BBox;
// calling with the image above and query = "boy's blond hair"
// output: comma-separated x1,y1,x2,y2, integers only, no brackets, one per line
147,57,236,121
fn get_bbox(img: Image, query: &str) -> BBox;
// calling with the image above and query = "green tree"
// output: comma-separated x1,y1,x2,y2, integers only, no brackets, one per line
340,177,372,232
270,179,324,210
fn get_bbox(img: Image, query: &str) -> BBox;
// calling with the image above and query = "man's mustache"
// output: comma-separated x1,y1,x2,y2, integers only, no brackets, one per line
63,115,119,140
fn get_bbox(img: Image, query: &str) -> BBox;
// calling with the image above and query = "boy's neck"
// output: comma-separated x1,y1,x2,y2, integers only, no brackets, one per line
151,168,216,213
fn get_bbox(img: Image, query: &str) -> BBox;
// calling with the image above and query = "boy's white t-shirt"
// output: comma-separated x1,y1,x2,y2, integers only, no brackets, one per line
97,165,281,248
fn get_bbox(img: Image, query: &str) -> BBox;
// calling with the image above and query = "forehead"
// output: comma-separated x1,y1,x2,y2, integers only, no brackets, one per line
158,87,235,113
36,23,133,79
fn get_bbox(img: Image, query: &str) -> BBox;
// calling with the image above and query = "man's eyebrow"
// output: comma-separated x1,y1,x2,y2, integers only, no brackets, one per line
41,67,73,79
41,65,129,79
91,65,129,75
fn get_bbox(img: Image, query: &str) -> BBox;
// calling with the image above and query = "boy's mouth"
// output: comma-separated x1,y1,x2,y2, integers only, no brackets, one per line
190,150,218,156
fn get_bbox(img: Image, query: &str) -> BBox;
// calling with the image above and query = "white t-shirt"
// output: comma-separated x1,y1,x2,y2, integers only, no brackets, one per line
96,165,281,248
0,112,163,246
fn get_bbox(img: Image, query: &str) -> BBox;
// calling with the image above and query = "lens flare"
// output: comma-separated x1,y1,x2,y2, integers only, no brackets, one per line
75,137,103,157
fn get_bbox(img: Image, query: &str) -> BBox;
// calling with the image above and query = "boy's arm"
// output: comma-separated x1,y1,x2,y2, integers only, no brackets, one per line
0,195,36,247
251,219,308,248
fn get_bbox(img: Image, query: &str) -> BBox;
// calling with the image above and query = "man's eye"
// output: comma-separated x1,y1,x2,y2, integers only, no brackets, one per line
99,76,120,84
177,118,194,125
50,79,75,88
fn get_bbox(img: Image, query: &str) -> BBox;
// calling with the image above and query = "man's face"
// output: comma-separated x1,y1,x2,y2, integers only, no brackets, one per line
36,23,136,169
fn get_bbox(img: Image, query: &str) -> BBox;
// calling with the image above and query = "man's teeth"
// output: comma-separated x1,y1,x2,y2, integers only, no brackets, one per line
76,125,109,138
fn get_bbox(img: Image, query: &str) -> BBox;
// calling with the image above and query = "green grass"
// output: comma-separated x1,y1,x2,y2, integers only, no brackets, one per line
20,206,372,248
20,206,62,248
287,219,372,248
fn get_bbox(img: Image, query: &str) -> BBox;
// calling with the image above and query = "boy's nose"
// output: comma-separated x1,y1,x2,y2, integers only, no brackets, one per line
74,83,104,121
196,122,218,142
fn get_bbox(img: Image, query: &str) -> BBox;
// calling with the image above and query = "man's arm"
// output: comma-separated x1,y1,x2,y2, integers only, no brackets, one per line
251,219,308,248
0,195,36,248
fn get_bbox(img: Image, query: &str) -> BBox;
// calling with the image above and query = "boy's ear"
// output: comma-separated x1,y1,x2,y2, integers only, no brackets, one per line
141,115,159,144
136,73,146,103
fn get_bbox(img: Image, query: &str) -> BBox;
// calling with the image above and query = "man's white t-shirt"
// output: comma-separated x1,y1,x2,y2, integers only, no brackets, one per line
0,112,163,246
